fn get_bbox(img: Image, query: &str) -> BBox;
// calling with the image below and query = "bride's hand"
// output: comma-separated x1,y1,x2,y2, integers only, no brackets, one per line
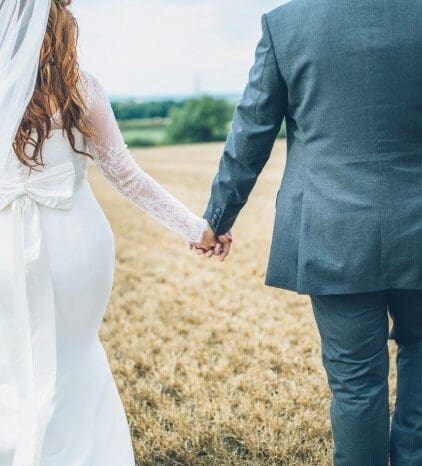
189,226,217,256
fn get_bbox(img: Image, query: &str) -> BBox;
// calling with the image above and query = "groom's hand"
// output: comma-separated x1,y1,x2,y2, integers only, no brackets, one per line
212,231,232,262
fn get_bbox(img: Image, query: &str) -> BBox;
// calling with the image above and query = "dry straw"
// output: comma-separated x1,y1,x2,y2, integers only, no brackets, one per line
90,141,398,466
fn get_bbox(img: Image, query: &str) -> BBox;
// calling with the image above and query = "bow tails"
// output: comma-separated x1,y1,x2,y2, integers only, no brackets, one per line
0,162,75,466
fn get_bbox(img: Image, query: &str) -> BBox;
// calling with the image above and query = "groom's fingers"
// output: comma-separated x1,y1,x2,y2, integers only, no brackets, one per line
219,242,231,262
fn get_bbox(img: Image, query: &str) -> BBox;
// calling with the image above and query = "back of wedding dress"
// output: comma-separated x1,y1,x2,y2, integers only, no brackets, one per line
5,71,208,244
0,70,208,466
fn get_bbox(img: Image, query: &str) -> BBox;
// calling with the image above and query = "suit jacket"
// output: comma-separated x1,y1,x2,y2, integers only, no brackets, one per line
204,0,422,295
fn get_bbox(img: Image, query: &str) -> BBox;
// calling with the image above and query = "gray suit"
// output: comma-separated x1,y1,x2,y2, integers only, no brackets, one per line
204,0,422,295
204,3,422,463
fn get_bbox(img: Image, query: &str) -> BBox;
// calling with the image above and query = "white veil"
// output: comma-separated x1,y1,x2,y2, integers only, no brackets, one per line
0,0,51,170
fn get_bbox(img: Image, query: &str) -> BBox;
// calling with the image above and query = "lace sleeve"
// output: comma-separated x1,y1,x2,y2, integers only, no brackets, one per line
79,72,209,243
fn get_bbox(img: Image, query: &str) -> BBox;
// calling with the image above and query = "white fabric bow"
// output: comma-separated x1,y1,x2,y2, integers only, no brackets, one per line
0,162,75,466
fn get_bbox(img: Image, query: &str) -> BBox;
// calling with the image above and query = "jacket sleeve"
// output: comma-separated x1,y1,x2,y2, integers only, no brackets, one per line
203,13,288,235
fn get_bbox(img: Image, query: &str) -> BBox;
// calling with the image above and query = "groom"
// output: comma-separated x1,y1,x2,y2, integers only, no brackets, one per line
192,1,422,465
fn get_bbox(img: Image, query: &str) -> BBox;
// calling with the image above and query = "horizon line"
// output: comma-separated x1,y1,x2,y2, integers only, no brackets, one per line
110,91,242,103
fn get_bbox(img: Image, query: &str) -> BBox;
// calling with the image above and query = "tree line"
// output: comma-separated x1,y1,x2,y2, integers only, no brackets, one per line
112,99,184,121
112,96,286,146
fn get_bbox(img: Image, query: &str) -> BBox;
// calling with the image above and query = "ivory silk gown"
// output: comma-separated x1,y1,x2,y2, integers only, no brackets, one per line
0,72,208,466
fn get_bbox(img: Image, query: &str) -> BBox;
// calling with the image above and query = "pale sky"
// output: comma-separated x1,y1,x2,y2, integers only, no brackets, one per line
71,0,286,98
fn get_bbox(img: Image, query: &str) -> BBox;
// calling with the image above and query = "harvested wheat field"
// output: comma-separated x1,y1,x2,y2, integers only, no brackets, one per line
88,141,398,466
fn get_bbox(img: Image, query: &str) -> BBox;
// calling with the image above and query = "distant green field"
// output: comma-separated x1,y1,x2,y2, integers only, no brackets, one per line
118,117,286,148
118,118,169,147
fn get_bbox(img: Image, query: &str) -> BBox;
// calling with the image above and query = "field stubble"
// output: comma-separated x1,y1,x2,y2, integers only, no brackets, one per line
89,141,398,466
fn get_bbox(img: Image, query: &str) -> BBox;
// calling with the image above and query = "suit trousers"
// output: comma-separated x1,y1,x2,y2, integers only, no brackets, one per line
310,290,422,466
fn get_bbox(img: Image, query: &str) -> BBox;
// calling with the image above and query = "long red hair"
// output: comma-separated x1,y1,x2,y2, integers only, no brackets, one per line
13,0,92,168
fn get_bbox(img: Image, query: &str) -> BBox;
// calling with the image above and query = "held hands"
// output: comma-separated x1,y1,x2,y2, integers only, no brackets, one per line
189,226,232,262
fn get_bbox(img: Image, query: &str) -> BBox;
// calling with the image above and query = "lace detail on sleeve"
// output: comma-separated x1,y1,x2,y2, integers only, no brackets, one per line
79,72,209,243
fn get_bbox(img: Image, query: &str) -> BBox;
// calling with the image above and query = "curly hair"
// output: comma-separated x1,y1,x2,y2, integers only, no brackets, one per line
13,0,93,168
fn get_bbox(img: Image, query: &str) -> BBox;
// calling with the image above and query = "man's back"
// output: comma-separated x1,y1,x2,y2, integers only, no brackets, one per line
205,0,422,294
267,0,422,154
202,4,422,464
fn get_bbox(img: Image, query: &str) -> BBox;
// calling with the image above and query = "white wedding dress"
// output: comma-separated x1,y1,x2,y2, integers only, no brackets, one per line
0,71,208,466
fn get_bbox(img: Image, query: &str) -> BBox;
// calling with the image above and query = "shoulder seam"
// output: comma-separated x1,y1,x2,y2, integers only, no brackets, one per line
262,14,287,88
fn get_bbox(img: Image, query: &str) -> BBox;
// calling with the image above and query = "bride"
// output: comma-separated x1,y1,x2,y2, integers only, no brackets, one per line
0,0,231,465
